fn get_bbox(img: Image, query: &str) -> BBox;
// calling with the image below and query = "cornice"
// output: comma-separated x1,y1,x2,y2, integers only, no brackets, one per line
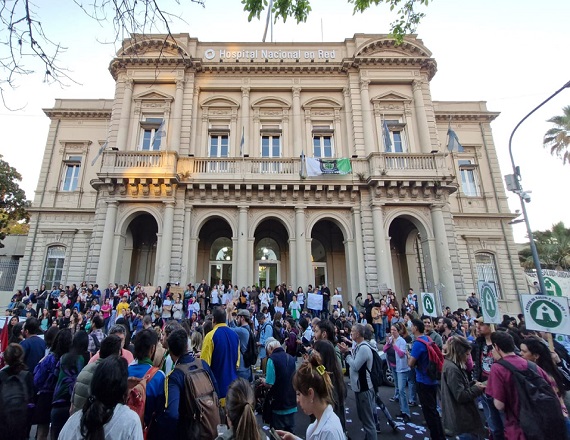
43,109,112,119
435,112,500,122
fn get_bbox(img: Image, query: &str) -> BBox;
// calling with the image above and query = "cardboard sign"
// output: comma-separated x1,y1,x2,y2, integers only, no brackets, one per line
307,293,323,311
522,294,570,335
478,282,501,324
420,292,437,317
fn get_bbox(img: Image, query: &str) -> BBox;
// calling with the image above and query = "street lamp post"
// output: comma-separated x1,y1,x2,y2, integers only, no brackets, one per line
505,80,570,295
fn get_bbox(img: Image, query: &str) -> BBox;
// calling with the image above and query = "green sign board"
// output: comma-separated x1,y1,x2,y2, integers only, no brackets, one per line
522,294,570,335
479,282,501,324
421,292,437,317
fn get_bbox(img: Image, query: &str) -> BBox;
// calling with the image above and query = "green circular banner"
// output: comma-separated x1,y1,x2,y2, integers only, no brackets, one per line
423,294,435,315
529,299,564,329
481,285,498,319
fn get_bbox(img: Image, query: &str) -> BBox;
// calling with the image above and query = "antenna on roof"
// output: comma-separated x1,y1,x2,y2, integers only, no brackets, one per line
262,0,274,43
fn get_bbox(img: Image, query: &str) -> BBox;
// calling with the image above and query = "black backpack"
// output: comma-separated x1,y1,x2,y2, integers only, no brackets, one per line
243,327,258,368
498,359,566,440
0,370,29,422
273,325,285,344
359,343,383,391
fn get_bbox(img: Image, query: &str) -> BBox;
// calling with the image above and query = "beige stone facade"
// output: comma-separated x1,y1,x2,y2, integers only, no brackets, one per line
16,33,526,313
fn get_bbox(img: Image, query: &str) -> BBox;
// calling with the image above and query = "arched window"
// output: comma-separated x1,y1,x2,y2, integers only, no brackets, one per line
255,238,280,261
311,239,326,262
475,252,502,298
210,237,233,261
43,246,66,288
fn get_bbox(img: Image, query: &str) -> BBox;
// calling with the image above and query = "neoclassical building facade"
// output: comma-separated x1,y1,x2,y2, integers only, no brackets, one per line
16,33,526,312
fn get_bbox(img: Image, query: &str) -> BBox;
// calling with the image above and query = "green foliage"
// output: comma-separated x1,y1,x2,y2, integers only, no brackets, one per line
544,105,570,165
519,222,570,271
241,0,429,41
0,154,30,247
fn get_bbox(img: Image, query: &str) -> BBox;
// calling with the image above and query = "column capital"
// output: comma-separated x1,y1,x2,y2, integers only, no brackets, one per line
292,86,302,97
295,205,307,212
163,200,176,208
194,86,200,96
241,87,250,98
351,206,361,215
430,202,445,211
343,87,351,97
107,201,119,208
176,79,185,90
370,202,385,210
412,80,424,92
360,80,370,91
238,205,249,212
124,78,134,91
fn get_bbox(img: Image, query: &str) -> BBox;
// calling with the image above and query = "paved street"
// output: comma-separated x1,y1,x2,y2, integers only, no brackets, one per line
257,379,432,439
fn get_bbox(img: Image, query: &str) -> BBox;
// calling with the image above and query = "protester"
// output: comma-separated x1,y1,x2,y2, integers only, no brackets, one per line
216,377,265,440
338,323,377,440
21,317,46,372
59,355,143,440
276,352,345,440
0,343,34,440
409,319,445,440
384,323,411,422
440,336,486,439
227,305,254,382
89,323,134,365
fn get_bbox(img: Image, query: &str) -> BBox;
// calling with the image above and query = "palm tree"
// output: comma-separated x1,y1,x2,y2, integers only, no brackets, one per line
519,222,570,270
544,105,570,165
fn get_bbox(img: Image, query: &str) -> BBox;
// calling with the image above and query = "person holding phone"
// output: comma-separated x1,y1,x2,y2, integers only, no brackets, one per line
440,336,486,439
276,352,345,440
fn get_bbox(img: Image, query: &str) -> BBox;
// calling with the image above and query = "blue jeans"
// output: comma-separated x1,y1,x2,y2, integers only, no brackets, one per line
356,389,377,440
392,368,400,400
373,323,382,341
479,394,505,440
396,369,411,417
408,369,417,404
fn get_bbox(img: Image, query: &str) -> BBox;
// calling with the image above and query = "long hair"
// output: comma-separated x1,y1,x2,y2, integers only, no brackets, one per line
446,335,472,368
225,377,261,440
523,336,567,396
3,343,27,373
80,356,128,440
313,339,346,400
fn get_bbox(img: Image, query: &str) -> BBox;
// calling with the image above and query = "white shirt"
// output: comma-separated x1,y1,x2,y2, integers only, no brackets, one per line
305,404,345,440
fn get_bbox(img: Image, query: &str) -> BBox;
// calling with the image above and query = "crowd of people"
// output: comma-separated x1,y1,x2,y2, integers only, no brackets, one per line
0,280,567,440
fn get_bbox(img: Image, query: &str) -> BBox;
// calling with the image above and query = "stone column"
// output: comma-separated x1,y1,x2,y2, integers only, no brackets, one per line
241,87,250,156
180,204,193,284
236,206,249,289
430,204,458,310
360,80,376,156
351,207,367,294
295,206,309,291
97,201,118,287
157,201,175,287
190,86,200,156
343,87,355,156
116,79,133,151
188,237,198,284
371,204,394,291
412,80,432,153
292,87,303,156
170,79,185,153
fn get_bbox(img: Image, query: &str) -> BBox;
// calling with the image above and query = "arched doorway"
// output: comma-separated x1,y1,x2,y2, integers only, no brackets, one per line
197,218,233,287
388,217,427,296
126,214,158,285
254,219,289,289
311,220,347,294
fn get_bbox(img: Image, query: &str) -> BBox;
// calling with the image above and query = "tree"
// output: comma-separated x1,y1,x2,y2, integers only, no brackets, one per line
0,154,30,247
543,105,570,165
519,222,570,271
0,0,429,106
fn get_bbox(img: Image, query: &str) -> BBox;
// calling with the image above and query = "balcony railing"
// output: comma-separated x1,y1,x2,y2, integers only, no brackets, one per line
98,150,451,182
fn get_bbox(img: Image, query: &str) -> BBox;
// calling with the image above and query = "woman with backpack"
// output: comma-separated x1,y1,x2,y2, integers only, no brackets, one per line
440,336,486,439
50,330,88,439
59,355,143,440
0,343,34,440
33,328,71,440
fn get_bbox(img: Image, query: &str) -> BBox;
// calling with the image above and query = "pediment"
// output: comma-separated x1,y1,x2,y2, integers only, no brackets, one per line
133,89,174,102
355,38,432,59
371,91,412,103
118,37,190,58
201,96,240,108
252,96,290,108
302,96,342,110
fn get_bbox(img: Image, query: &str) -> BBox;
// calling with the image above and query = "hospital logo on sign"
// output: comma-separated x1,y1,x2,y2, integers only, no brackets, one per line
529,300,563,329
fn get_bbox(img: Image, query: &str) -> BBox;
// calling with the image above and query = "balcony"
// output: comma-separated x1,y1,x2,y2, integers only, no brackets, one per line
99,151,178,179
97,150,453,185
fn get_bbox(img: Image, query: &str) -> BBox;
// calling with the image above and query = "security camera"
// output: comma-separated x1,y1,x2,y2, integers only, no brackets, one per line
521,192,531,203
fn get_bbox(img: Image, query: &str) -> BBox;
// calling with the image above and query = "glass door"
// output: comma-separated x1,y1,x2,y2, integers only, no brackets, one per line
312,263,327,290
210,263,232,288
257,262,279,290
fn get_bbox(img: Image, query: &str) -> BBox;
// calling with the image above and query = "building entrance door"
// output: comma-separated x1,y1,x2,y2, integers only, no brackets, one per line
210,263,232,288
313,263,327,289
257,262,279,289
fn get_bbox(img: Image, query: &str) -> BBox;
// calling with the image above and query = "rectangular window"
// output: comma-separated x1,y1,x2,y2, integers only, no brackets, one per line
385,120,406,153
209,134,229,158
312,125,334,158
140,117,164,151
61,155,81,191
458,159,480,196
261,135,281,158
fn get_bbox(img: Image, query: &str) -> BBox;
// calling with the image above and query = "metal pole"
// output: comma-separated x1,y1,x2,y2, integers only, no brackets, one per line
508,80,570,295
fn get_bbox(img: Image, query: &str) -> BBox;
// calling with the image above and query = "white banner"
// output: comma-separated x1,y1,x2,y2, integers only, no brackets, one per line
522,294,570,335
420,292,437,317
307,293,323,311
525,272,570,297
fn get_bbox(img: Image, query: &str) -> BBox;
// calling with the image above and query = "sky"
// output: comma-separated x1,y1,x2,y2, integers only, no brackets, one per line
0,0,568,243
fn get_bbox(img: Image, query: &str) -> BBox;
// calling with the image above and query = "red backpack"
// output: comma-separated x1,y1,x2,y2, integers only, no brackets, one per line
127,367,160,435
415,336,444,380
